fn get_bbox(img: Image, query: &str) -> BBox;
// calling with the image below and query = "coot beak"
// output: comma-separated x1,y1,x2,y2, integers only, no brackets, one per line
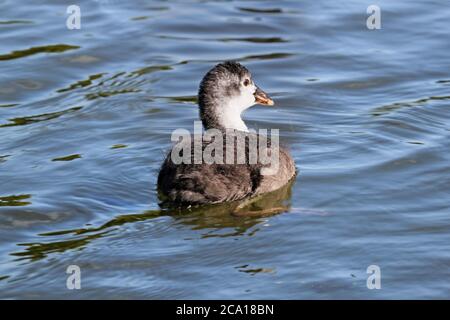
254,87,274,106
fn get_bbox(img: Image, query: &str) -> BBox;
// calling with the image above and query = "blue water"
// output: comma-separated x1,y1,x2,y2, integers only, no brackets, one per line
0,0,449,299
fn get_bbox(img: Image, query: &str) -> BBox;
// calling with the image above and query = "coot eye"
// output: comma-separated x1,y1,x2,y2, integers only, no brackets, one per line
243,79,250,86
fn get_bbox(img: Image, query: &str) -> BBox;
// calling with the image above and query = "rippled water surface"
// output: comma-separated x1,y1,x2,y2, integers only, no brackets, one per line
1,0,449,299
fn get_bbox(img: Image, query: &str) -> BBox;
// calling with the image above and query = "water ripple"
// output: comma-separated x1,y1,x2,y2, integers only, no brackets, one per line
0,44,80,61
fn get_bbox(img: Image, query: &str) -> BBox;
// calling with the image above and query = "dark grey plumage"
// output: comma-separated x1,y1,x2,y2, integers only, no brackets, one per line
158,132,261,204
157,61,296,206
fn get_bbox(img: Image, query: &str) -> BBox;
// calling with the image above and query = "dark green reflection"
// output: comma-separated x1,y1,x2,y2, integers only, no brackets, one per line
57,73,104,93
12,230,113,262
240,53,294,61
0,20,33,25
85,89,141,100
372,95,450,116
236,265,275,275
11,180,295,261
220,37,288,43
0,275,10,282
130,16,149,21
0,106,82,128
0,194,31,207
0,155,10,163
237,7,283,14
111,144,128,149
129,65,172,77
166,95,198,103
156,52,292,63
52,154,81,162
154,35,287,44
0,44,80,61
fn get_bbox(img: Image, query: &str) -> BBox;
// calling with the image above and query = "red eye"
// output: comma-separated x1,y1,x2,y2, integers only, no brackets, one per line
243,79,250,86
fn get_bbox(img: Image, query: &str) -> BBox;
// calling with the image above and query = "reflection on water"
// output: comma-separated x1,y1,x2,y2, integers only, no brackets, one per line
110,144,127,149
220,37,288,43
11,180,294,262
237,7,284,14
372,95,450,116
0,106,82,128
239,52,294,61
52,154,82,162
157,35,288,44
236,265,275,275
57,74,104,93
0,275,10,282
0,44,79,61
85,88,141,100
0,20,33,25
0,194,32,207
12,230,114,262
1,0,450,299
0,155,10,163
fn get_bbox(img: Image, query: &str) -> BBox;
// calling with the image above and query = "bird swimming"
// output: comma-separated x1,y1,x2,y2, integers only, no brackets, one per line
157,61,295,206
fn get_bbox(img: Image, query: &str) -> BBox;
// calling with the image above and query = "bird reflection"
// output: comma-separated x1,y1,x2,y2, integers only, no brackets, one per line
11,179,295,261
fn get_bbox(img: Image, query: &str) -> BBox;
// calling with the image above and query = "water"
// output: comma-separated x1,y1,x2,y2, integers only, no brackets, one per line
0,0,449,299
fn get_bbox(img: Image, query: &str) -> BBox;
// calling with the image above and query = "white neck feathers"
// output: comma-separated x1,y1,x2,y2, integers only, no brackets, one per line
215,95,252,132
